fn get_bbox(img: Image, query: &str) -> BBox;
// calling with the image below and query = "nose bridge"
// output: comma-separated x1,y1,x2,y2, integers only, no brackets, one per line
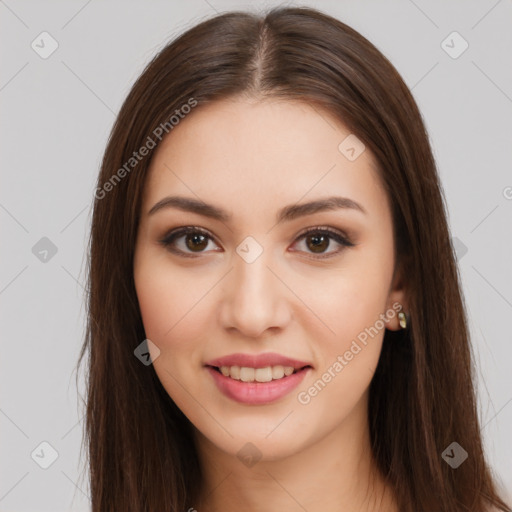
220,236,290,336
233,238,276,308
235,245,272,295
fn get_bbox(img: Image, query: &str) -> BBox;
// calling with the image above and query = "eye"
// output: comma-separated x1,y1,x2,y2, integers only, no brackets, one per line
158,225,355,259
159,226,220,258
291,226,355,259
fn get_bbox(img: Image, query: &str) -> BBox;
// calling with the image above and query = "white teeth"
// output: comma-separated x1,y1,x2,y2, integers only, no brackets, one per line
240,367,254,382
272,365,285,379
230,365,240,380
255,367,272,382
218,365,298,382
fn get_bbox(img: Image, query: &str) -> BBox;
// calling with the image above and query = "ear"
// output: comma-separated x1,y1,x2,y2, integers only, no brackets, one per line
384,261,408,332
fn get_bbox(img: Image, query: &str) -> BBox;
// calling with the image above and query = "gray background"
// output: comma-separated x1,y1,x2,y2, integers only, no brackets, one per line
1,0,511,510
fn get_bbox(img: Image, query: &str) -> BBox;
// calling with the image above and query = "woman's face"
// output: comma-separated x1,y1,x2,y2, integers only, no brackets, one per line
133,97,406,462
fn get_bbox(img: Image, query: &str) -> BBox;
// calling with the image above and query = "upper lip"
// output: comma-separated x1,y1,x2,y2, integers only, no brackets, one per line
204,352,313,369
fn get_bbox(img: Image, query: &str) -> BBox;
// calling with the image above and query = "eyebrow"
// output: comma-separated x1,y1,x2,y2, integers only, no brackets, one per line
147,195,367,224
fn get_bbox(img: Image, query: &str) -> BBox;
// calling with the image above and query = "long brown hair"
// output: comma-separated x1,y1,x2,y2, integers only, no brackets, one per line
76,6,511,511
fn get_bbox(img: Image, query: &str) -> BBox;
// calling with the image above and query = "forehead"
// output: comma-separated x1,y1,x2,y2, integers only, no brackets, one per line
143,97,387,220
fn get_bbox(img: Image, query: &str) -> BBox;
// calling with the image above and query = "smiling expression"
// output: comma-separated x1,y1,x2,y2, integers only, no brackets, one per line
133,96,405,460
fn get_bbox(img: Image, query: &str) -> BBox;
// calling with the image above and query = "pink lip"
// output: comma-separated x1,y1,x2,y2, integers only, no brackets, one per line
206,366,311,405
204,352,312,370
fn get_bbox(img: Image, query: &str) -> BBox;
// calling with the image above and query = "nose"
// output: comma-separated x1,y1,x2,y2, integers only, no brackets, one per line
218,246,292,338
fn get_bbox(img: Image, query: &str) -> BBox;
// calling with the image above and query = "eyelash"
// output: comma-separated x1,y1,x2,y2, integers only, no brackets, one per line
158,225,355,260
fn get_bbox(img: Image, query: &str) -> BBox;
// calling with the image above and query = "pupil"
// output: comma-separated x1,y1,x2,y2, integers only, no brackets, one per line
186,233,208,251
308,234,328,253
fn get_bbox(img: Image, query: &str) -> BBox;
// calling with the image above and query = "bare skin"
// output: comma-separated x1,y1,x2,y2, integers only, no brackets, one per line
133,96,406,512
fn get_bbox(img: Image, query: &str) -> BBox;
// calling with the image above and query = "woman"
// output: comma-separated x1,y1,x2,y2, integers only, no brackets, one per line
77,6,511,511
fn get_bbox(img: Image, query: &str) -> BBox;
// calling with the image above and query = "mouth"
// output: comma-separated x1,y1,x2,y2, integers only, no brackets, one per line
205,364,312,383
205,363,312,405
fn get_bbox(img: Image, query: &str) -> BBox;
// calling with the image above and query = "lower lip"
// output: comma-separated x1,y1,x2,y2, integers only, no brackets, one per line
206,366,311,405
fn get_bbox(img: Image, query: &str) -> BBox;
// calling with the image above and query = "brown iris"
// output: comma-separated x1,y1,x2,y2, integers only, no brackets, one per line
185,233,209,252
306,233,329,253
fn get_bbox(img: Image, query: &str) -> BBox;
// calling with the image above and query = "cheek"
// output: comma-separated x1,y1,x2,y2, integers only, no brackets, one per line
296,283,386,420
302,255,391,389
311,273,389,346
134,260,213,409
134,256,223,407
135,256,211,344
135,269,178,342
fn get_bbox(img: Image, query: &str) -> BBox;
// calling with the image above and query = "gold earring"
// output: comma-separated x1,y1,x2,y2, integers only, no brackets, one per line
398,311,407,329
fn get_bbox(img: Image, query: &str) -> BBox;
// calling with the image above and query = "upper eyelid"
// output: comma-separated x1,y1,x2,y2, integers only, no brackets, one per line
295,225,350,239
162,224,349,239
